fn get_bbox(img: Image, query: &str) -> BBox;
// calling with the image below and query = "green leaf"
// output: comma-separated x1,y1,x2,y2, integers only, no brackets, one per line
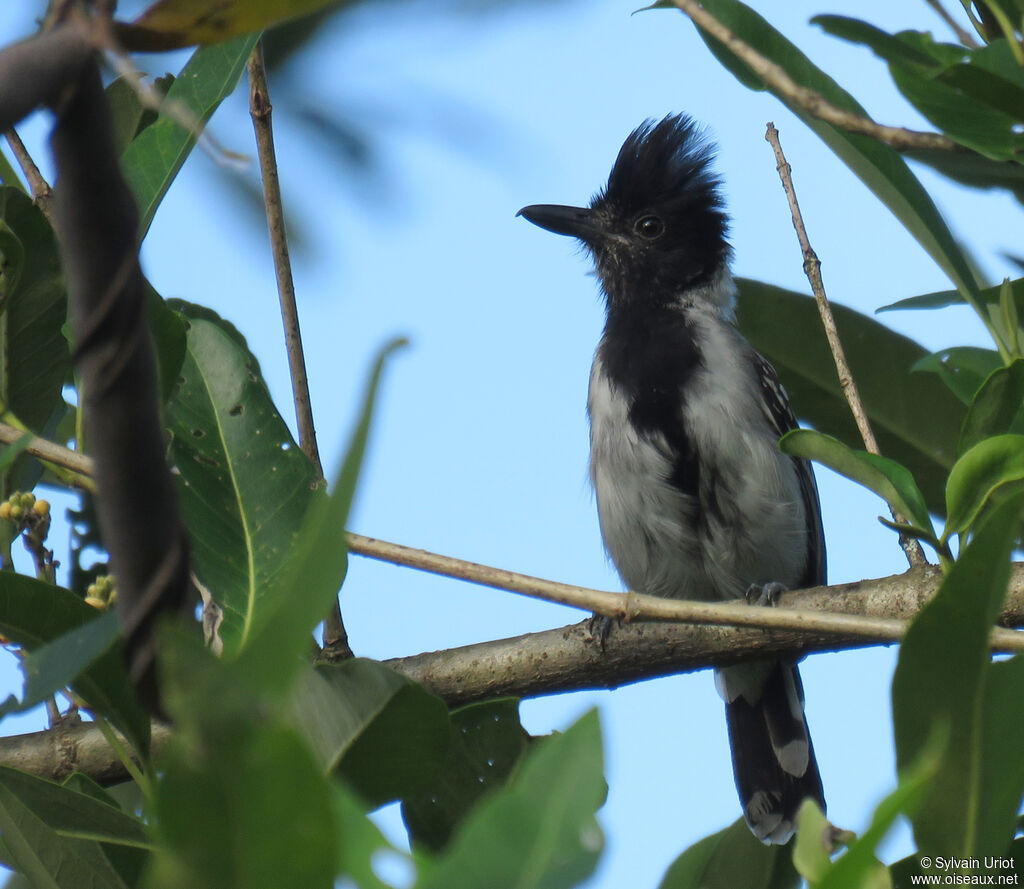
289,659,450,807
0,611,119,719
0,767,153,889
959,359,1024,453
0,781,131,889
121,34,259,239
686,0,985,316
901,145,1024,206
943,434,1024,537
120,0,344,51
892,495,1024,858
0,187,70,495
781,429,933,533
402,698,532,852
105,75,169,154
234,338,406,693
792,800,832,886
334,781,408,889
0,574,148,753
736,279,964,513
659,816,799,889
153,655,336,889
164,303,320,653
813,19,1024,159
912,347,1003,405
416,709,605,889
815,735,942,889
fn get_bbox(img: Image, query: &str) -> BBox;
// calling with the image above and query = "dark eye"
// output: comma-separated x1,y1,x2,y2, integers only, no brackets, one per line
634,214,664,239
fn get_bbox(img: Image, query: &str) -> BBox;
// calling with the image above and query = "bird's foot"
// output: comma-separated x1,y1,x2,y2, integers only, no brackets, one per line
587,613,617,651
744,581,787,608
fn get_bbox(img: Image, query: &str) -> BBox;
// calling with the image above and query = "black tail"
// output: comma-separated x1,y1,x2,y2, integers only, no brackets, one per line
717,659,824,844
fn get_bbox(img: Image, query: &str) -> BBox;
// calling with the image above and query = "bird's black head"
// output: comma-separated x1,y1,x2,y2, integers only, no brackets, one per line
518,114,731,309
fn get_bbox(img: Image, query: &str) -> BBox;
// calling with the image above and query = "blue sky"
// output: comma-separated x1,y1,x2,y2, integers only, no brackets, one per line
0,2,1020,887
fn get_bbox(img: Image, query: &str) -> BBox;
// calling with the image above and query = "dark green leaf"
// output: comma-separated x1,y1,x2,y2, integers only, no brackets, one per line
0,187,70,495
164,303,320,654
904,146,1024,206
402,698,531,851
944,434,1024,536
105,76,171,155
0,574,148,753
145,282,187,405
688,0,984,314
912,347,1003,404
959,359,1024,453
736,279,965,513
417,709,605,889
234,338,405,693
781,429,933,532
121,34,259,239
811,16,941,67
659,816,799,889
892,495,1024,858
0,218,25,303
290,659,450,807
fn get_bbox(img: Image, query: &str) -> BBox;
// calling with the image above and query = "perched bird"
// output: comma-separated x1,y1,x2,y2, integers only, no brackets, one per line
518,114,826,843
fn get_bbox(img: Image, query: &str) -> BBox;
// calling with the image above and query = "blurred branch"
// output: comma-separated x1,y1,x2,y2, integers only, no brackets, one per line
764,123,926,569
4,563,1024,783
51,52,190,710
4,130,53,223
0,421,95,489
671,0,960,152
924,0,978,46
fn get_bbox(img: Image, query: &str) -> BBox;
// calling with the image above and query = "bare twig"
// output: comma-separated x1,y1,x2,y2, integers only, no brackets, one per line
4,129,54,223
924,0,979,46
245,43,348,652
765,123,926,568
671,0,959,152
247,43,321,474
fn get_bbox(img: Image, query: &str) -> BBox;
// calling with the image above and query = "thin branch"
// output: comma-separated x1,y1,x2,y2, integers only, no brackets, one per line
4,129,54,224
924,0,979,46
671,0,960,152
5,564,1024,785
246,43,321,475
347,532,1023,648
0,420,95,489
764,123,927,569
245,43,349,653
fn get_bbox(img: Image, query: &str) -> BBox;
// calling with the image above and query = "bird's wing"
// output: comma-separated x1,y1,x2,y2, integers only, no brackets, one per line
752,351,827,588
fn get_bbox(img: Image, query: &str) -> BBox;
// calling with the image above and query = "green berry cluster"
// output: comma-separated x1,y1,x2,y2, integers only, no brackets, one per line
85,575,117,610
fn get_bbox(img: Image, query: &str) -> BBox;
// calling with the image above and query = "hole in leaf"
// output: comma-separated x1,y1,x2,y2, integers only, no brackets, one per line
229,404,244,417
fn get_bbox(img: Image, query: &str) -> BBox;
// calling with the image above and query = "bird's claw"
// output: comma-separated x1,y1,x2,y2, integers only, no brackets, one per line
744,581,787,608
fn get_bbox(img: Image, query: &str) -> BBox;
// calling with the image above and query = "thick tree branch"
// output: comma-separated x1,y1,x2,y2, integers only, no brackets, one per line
2,564,1024,783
